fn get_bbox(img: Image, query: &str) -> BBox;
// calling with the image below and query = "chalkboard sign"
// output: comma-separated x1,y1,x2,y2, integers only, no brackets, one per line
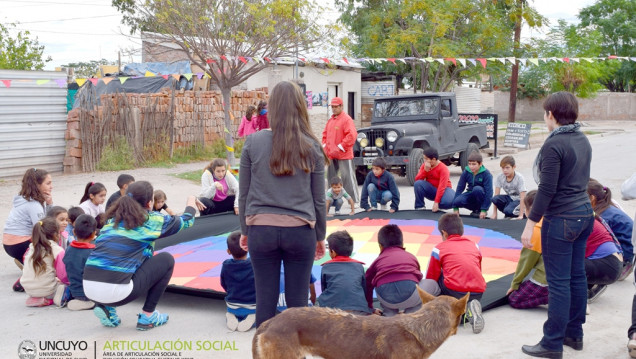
503,123,532,148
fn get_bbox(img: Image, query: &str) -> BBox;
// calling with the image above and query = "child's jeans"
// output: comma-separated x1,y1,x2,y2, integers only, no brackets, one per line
413,180,455,209
375,280,421,316
452,186,486,213
492,194,520,217
367,183,392,208
327,198,343,212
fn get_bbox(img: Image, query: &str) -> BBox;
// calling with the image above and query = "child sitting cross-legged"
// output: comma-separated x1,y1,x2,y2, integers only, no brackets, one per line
326,177,355,216
365,224,423,316
491,155,527,219
421,213,487,334
507,190,548,309
63,214,97,311
317,230,371,315
220,231,256,332
360,157,400,213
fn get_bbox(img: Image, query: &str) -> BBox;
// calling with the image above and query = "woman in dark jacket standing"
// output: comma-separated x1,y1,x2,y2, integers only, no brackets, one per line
239,81,328,327
521,92,594,359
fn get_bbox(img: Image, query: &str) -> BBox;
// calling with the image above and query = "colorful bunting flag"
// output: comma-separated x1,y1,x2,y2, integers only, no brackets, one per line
467,58,476,66
528,58,539,66
184,73,193,80
119,77,129,84
445,58,456,66
55,78,67,88
76,79,87,87
387,58,396,65
102,78,114,85
196,72,204,79
238,56,247,64
145,71,155,77
89,78,99,86
1,80,11,88
36,79,50,85
457,58,466,67
477,58,487,68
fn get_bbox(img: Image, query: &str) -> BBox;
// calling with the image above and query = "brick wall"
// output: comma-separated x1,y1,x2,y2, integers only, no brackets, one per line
64,89,268,174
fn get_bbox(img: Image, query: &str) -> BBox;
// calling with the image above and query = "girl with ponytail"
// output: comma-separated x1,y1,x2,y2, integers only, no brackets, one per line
20,217,69,307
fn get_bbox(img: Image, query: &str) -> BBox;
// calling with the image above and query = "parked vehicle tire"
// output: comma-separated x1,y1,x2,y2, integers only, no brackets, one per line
459,142,480,169
407,148,424,186
355,166,369,185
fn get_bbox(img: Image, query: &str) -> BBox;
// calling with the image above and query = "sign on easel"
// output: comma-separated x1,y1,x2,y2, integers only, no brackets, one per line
503,123,532,149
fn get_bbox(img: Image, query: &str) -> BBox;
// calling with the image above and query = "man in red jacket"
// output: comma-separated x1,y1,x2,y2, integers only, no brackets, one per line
322,97,359,203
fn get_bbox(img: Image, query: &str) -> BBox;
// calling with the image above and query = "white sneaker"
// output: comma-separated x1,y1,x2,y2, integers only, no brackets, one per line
380,204,388,210
334,210,341,215
226,312,239,331
237,313,255,332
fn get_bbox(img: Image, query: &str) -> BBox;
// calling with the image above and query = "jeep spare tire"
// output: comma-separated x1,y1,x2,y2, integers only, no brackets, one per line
459,142,480,169
407,148,424,186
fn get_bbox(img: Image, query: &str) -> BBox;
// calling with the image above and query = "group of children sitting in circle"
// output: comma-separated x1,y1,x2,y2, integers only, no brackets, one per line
4,152,633,335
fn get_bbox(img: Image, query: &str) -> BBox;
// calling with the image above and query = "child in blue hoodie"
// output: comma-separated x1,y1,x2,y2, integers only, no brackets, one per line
360,157,400,212
220,231,256,332
453,151,493,219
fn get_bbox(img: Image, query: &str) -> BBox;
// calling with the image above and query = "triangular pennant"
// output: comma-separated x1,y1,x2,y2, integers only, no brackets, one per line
445,58,456,66
220,55,228,61
518,58,527,66
631,57,636,62
608,55,617,59
563,57,570,63
476,58,487,68
298,57,306,63
1,79,11,88
206,58,215,64
119,77,129,84
55,78,67,88
160,75,168,80
528,58,539,66
145,71,155,77
342,57,349,64
457,58,466,67
204,72,211,79
36,79,50,85
571,58,580,63
618,56,628,60
487,57,496,62
425,57,434,63
506,57,516,65
196,72,204,79
238,56,247,64
321,57,330,64
582,58,595,63
467,59,476,66
171,74,180,80
435,58,444,64
102,78,114,85
76,79,87,87
497,58,506,64
89,78,99,86
387,58,396,64
555,58,564,63
264,57,271,63
184,73,193,80
246,57,253,62
397,58,407,64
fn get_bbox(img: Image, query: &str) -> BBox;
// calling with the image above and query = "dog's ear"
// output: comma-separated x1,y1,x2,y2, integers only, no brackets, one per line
417,286,436,304
452,293,470,316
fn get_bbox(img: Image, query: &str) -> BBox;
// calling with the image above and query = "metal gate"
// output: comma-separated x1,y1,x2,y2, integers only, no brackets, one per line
0,70,67,178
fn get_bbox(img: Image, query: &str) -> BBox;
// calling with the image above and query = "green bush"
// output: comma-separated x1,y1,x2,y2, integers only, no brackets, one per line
96,136,135,171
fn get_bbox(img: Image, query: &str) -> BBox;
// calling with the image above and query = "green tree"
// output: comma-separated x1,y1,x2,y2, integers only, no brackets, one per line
578,0,636,92
62,59,117,78
0,23,51,70
112,0,326,164
516,20,604,98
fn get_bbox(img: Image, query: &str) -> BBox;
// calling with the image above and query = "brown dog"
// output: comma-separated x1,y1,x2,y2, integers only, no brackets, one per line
252,287,469,359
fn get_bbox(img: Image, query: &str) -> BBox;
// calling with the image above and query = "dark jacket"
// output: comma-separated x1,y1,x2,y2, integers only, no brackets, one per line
528,131,592,222
220,258,256,304
63,241,95,299
318,256,371,313
360,170,401,211
454,165,493,212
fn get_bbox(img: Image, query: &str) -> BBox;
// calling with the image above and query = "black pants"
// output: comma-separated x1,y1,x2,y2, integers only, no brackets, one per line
248,225,316,327
4,241,31,263
106,252,174,313
199,196,235,216
585,254,621,287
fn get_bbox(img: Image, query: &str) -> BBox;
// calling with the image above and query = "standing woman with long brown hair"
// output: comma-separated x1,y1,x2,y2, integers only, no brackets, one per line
239,80,328,327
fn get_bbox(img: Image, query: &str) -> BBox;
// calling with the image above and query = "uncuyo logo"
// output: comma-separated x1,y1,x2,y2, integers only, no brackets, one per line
18,340,36,359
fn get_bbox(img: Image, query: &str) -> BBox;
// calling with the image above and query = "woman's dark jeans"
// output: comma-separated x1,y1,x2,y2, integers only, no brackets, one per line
540,203,594,351
248,225,316,327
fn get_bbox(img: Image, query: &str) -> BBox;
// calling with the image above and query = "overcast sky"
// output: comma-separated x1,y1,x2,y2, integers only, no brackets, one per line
0,0,598,71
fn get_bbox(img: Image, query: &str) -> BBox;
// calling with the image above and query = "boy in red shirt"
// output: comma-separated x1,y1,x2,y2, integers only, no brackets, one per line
413,147,455,211
421,213,487,334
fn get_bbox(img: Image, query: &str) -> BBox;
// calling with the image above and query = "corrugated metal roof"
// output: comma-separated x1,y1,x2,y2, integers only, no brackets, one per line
0,70,68,178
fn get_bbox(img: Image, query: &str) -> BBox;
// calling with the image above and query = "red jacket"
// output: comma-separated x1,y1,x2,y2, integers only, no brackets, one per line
322,112,357,160
425,235,486,293
414,161,452,203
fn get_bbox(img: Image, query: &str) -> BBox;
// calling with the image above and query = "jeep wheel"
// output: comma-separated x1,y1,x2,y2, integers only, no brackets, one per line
407,148,424,186
355,166,369,185
459,142,480,169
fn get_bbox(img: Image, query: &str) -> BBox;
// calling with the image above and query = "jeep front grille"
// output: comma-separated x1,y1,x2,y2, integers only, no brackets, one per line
362,129,387,150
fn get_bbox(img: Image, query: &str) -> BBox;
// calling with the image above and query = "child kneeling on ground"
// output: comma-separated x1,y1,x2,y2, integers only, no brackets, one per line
365,224,423,316
63,214,98,311
317,230,371,315
220,231,256,332
360,157,400,213
421,213,487,333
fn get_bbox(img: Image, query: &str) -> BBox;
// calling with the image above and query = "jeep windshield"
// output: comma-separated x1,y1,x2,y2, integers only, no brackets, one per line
373,97,440,121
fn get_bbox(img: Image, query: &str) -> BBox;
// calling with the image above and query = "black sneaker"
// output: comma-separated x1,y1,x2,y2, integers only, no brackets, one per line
469,210,481,218
12,278,24,292
587,284,608,303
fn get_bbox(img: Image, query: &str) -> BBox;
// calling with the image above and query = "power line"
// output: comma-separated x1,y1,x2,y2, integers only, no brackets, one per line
0,0,108,4
10,14,121,24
